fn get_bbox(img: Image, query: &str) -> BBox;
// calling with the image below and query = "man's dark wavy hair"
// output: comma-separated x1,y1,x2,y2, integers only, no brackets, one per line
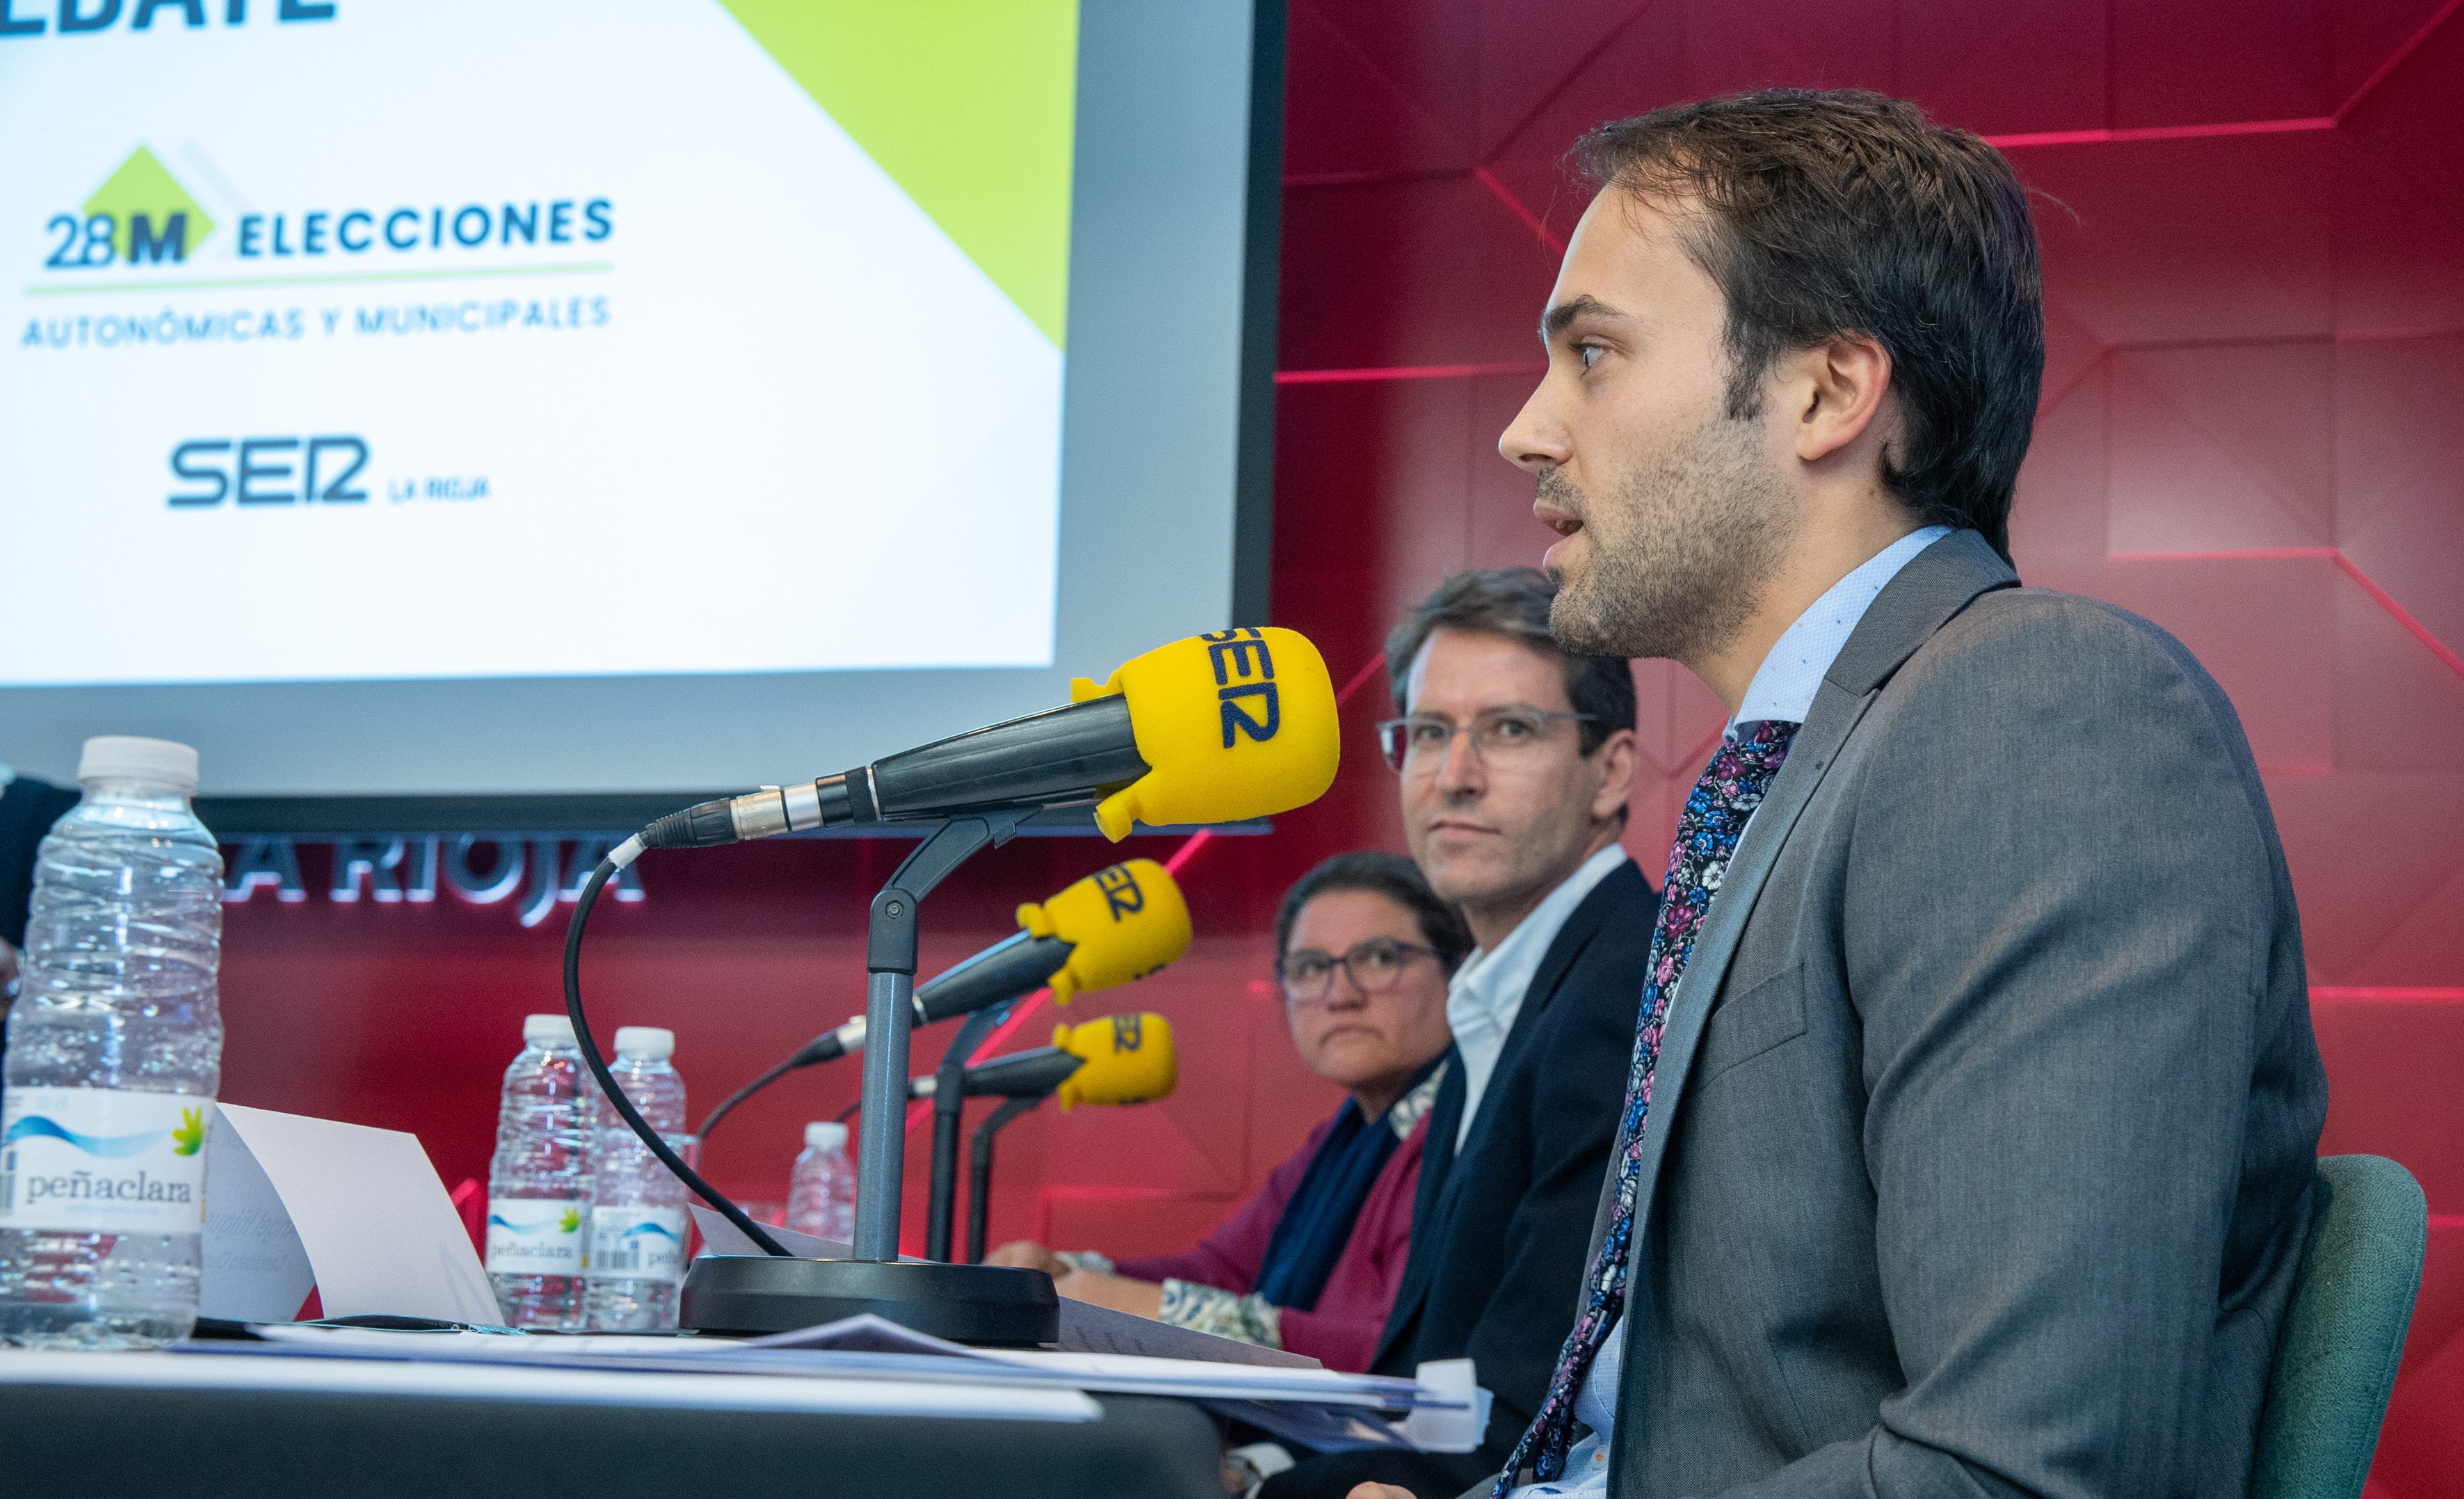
1573,89,2045,559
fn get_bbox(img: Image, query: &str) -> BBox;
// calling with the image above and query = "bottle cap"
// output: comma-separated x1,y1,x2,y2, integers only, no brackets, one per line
523,1013,577,1045
805,1121,848,1151
77,735,200,794
615,1025,675,1060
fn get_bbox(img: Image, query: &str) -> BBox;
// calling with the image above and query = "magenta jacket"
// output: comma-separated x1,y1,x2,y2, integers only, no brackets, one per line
1113,1108,1430,1372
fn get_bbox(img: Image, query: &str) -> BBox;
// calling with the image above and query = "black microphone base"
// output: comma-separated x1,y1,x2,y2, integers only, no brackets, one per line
679,1256,1059,1346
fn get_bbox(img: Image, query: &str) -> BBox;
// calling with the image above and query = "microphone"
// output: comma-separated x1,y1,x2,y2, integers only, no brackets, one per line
794,858,1189,1066
634,627,1339,850
908,1046,1081,1100
956,1015,1176,1265
908,1013,1176,1105
1052,1012,1175,1110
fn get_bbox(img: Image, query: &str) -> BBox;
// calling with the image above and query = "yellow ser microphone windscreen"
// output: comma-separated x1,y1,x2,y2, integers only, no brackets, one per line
1070,627,1340,841
1015,858,1191,1005
1052,1013,1175,1110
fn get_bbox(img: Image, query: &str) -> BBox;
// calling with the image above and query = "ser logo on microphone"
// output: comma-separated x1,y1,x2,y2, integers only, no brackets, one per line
1095,863,1145,920
1204,627,1280,748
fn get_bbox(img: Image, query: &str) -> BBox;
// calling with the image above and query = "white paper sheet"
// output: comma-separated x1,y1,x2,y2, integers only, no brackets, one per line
249,1314,1441,1409
234,1315,1471,1446
732,1313,1435,1410
1056,1297,1322,1369
210,1103,499,1324
0,1349,1098,1421
1396,1358,1489,1453
198,1107,316,1322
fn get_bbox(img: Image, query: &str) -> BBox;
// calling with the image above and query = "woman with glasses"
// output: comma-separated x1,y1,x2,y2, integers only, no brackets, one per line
987,851,1469,1372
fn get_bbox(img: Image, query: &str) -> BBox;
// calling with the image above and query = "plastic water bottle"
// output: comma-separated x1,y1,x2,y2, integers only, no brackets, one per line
485,1013,595,1329
0,737,223,1349
586,1026,689,1332
785,1121,855,1244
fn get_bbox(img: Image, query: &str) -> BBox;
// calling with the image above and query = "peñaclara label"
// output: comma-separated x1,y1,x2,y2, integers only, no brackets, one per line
484,1196,586,1276
587,1205,688,1284
0,1087,212,1234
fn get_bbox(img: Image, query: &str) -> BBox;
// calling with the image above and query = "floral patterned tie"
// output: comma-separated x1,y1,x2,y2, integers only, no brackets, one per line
1495,718,1802,1493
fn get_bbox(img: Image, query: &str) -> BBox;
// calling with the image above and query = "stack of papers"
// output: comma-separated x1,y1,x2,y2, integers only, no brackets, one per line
193,1315,1481,1452
0,1343,1100,1422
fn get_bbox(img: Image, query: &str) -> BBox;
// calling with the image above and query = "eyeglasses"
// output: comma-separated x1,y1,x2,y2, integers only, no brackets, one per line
1279,936,1438,1006
1374,707,1595,773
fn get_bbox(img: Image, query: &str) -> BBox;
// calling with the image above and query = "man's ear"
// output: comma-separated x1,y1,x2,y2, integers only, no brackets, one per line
1588,726,1638,825
1786,333,1894,466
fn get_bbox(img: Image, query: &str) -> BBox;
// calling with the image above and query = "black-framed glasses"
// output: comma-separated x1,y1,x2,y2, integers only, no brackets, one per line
1374,706,1596,773
1279,936,1438,1006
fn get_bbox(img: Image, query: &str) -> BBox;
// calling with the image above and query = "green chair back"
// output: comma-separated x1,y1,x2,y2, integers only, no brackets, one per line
2250,1154,2428,1499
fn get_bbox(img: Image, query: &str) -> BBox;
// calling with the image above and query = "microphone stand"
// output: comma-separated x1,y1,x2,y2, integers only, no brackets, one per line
679,809,1063,1345
853,813,1024,1253
965,1094,1045,1265
927,1002,1012,1263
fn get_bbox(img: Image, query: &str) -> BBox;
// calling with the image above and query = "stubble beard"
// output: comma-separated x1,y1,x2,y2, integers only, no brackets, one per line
1544,409,1794,663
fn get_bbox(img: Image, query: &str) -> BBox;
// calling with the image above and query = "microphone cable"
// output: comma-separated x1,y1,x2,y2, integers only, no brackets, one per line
564,846,791,1258
694,1057,803,1144
698,993,1013,1144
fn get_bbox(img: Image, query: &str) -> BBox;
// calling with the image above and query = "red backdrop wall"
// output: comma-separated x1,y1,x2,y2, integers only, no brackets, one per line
214,2,2463,1490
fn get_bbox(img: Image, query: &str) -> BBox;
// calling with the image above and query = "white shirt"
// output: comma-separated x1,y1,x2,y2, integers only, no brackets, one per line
1447,842,1629,1151
1504,524,1949,1498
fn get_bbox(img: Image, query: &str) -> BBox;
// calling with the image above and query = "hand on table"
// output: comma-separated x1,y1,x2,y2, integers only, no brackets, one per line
1053,1268,1164,1320
984,1240,1067,1275
983,1240,1166,1318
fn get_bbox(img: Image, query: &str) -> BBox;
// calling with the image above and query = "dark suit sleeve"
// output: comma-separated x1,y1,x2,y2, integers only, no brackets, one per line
1728,600,2319,1498
1465,955,1643,1452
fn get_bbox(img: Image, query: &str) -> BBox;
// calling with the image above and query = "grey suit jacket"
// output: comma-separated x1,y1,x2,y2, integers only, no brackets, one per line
1587,529,2328,1499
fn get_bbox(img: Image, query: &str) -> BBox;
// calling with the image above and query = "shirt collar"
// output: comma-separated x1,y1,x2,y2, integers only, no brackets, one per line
1450,842,1630,1017
1732,524,1951,730
1444,841,1629,1148
1385,1058,1449,1141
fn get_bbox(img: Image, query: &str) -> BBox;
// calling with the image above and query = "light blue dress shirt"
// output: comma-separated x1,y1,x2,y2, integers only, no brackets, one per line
1446,842,1630,1151
1504,524,1949,1498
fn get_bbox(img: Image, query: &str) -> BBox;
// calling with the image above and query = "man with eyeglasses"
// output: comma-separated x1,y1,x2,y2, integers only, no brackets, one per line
1263,567,1661,1499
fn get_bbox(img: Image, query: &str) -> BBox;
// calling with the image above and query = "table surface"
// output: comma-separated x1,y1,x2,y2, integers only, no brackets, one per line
0,1353,1226,1498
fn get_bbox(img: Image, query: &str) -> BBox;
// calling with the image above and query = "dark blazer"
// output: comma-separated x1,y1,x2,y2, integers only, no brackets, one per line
1268,859,1659,1499
1588,530,2329,1498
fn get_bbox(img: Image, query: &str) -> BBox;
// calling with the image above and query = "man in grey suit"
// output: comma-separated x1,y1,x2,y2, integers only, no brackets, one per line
1351,89,2329,1499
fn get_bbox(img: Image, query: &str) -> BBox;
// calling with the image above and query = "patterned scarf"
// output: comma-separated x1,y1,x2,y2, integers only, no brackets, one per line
1496,718,1801,1492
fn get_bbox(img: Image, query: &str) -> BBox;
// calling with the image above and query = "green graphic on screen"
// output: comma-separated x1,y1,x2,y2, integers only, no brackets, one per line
83,144,215,264
719,0,1079,348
